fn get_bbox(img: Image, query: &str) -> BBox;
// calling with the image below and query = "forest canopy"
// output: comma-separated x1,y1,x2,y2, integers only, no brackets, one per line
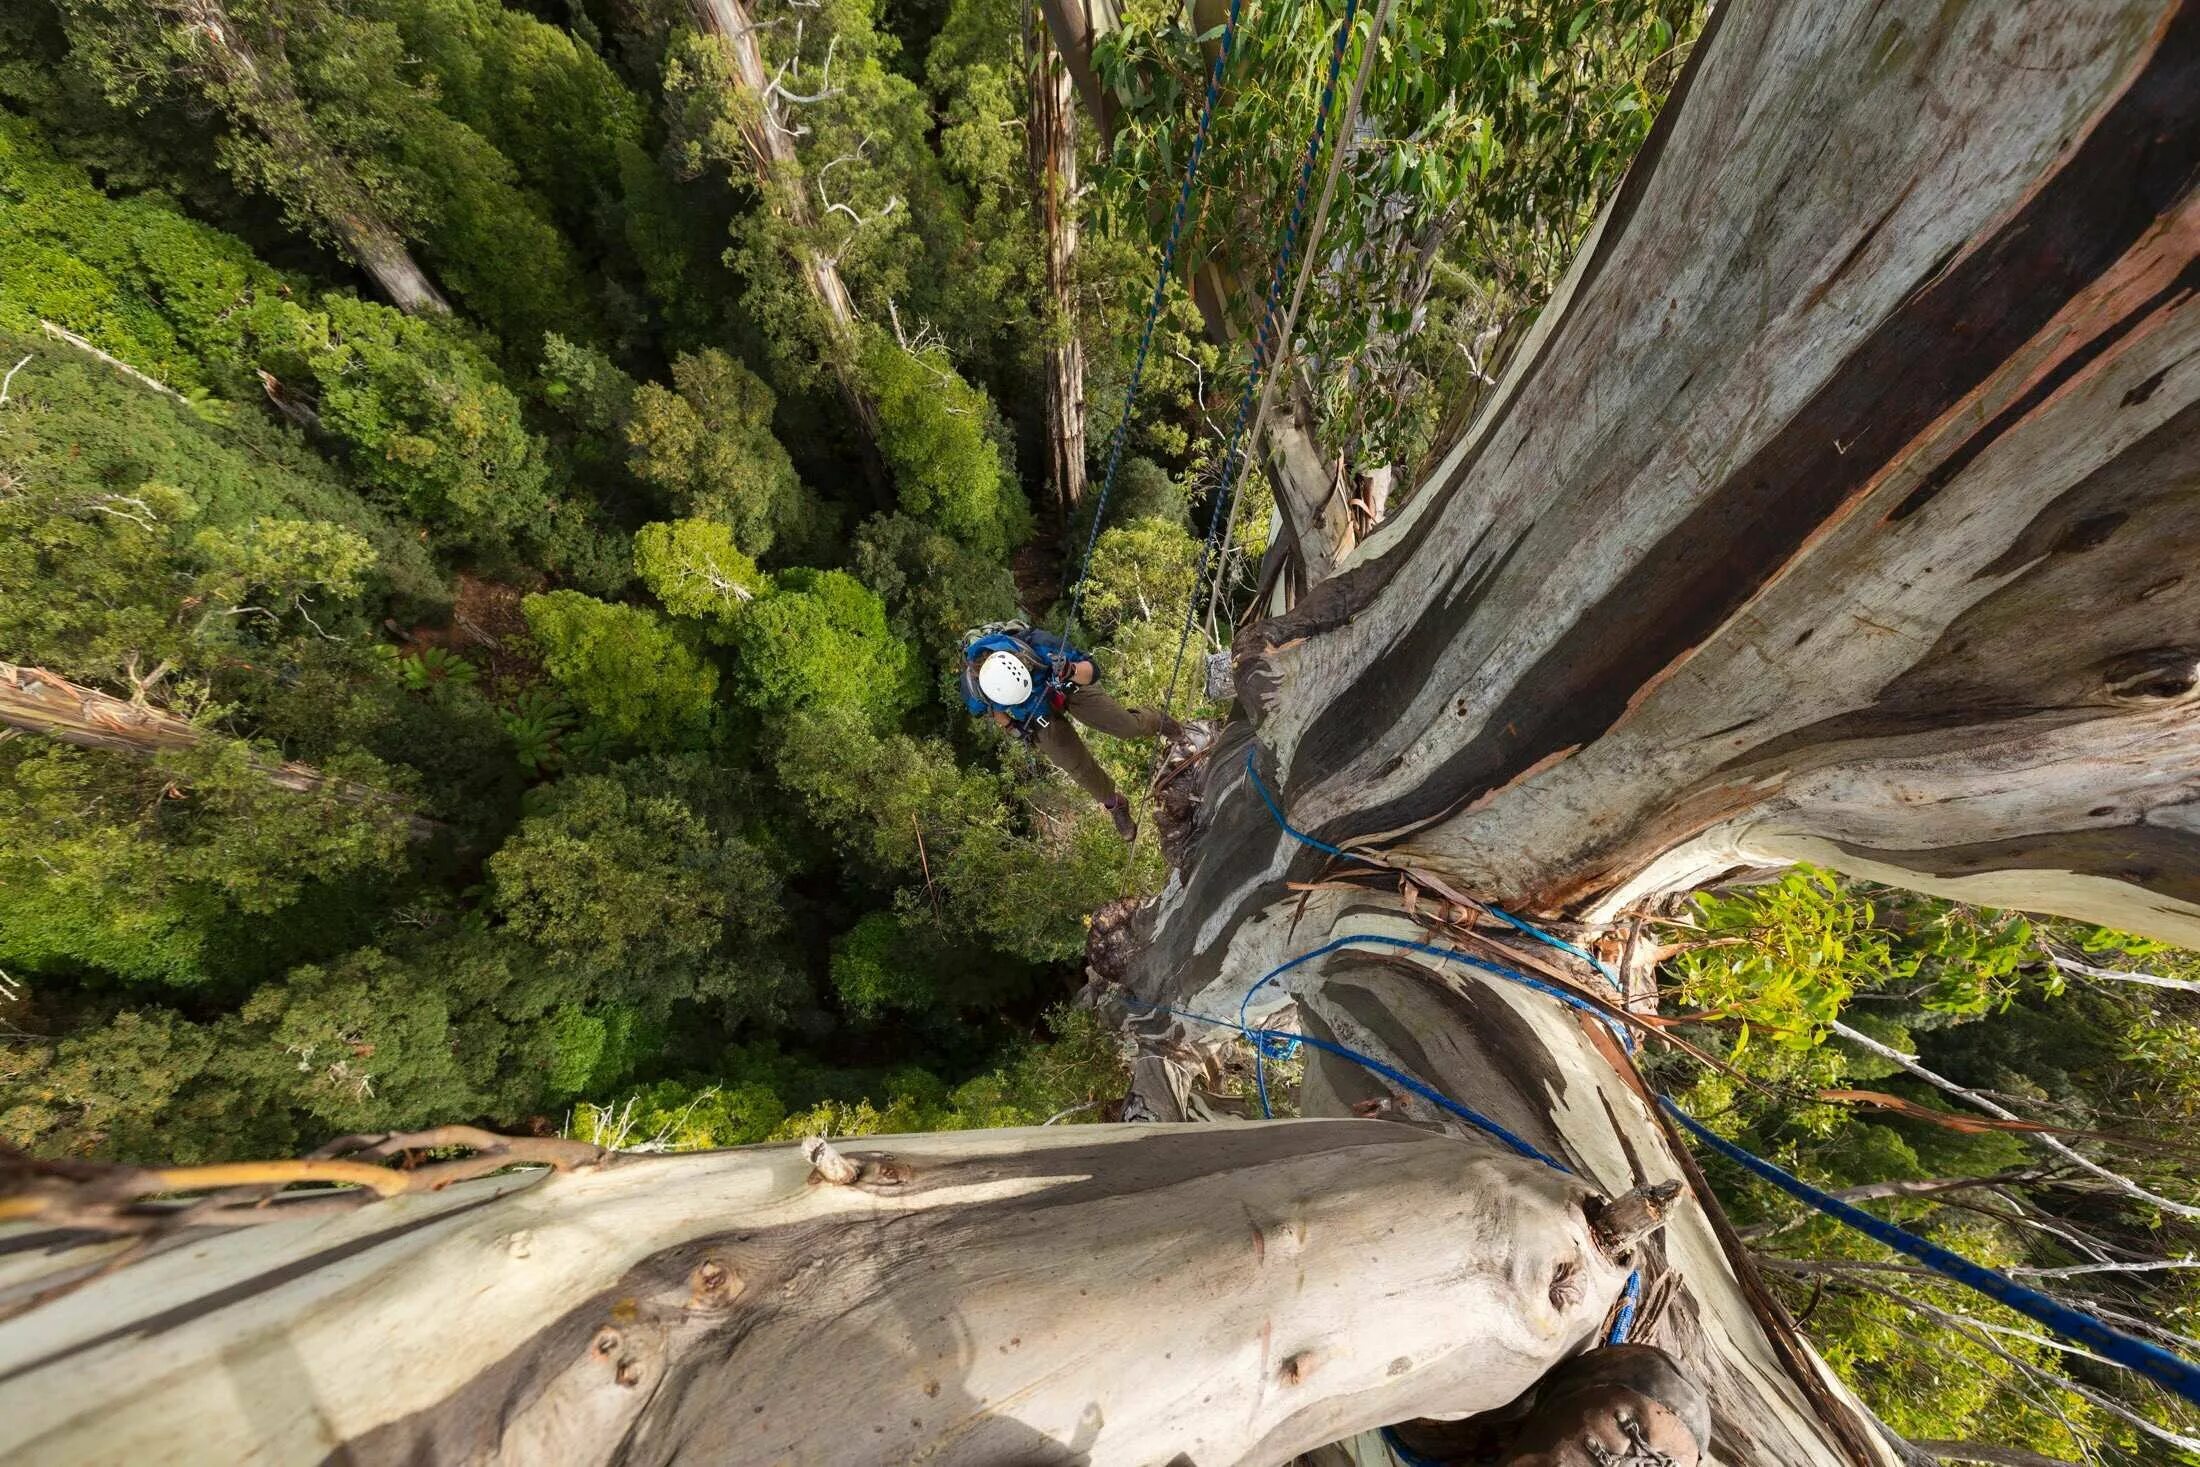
3,1,2194,1460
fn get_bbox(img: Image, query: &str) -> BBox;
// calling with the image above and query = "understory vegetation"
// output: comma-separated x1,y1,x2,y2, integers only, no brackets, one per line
3,0,2191,1459
1653,874,2200,1465
0,0,1687,1167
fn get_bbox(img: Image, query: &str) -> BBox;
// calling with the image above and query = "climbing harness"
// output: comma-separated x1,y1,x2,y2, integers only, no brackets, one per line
1059,0,1246,642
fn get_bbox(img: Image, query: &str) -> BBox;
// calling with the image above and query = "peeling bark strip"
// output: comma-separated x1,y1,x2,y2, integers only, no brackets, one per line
0,1125,1634,1466
1298,6,2200,844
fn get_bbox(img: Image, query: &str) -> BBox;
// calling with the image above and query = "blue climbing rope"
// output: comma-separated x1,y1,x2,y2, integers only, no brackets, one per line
1231,932,1629,1073
1160,0,1364,713
1242,747,1624,992
1138,927,2200,1411
1061,0,1245,639
1180,912,2200,1413
1128,995,1568,1170
1662,1097,2200,1409
1606,1268,1642,1347
1122,987,1642,1368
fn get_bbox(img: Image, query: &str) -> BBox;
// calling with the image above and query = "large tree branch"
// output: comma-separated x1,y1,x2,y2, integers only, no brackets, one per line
0,1122,1643,1464
1150,0,2200,976
1119,886,1898,1465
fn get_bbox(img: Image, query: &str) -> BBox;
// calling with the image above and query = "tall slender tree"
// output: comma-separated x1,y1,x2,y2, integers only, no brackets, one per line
1029,10,1087,517
59,0,452,313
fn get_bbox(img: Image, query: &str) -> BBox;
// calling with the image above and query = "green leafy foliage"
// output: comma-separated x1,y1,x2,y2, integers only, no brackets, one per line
633,518,764,630
1655,872,2200,1462
522,590,718,747
626,350,816,556
487,763,794,1020
858,332,1030,558
725,568,921,729
0,738,413,989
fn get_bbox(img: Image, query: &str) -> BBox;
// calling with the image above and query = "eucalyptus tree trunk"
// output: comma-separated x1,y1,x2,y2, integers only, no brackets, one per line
686,0,883,443
1030,16,1088,516
95,0,454,314
1124,0,2200,1461
5,6,2194,1467
0,1125,1652,1464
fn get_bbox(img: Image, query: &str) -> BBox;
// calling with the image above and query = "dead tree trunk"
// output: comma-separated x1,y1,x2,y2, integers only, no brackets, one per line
1031,15,1089,517
0,1124,1653,1464
1036,0,1355,589
686,0,883,444
154,0,451,314
0,661,436,838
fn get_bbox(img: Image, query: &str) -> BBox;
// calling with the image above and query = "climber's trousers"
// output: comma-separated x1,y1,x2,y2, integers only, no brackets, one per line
1029,688,1164,806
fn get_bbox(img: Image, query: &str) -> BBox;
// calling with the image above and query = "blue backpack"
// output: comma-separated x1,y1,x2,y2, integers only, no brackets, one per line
961,622,1081,724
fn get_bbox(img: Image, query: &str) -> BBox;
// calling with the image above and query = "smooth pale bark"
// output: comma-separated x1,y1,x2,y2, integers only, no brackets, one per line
2043,949,2200,993
1123,890,1895,1467
161,0,450,314
1033,0,1119,138
687,0,882,443
1119,2,2199,1462
0,661,436,838
1031,20,1088,515
0,1123,1640,1466
36,320,185,401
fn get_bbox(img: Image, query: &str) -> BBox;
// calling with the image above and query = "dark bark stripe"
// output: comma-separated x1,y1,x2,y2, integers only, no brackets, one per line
1241,4,1731,665
1303,6,2200,849
1733,390,2200,765
0,1188,517,1388
1889,257,2200,523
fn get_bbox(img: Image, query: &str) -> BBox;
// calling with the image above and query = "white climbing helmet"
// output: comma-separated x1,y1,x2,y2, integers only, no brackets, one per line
976,650,1035,708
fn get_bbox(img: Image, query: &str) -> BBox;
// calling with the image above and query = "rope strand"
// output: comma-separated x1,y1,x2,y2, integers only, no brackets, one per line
1060,0,1245,641
1162,0,1366,714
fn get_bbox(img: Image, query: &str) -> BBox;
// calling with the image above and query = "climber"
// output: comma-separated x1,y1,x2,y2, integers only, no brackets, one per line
962,622,1178,841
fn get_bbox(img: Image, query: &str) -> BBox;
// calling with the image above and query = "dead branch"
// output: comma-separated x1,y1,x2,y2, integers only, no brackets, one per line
38,321,186,402
1831,1021,2200,1220
0,354,31,408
